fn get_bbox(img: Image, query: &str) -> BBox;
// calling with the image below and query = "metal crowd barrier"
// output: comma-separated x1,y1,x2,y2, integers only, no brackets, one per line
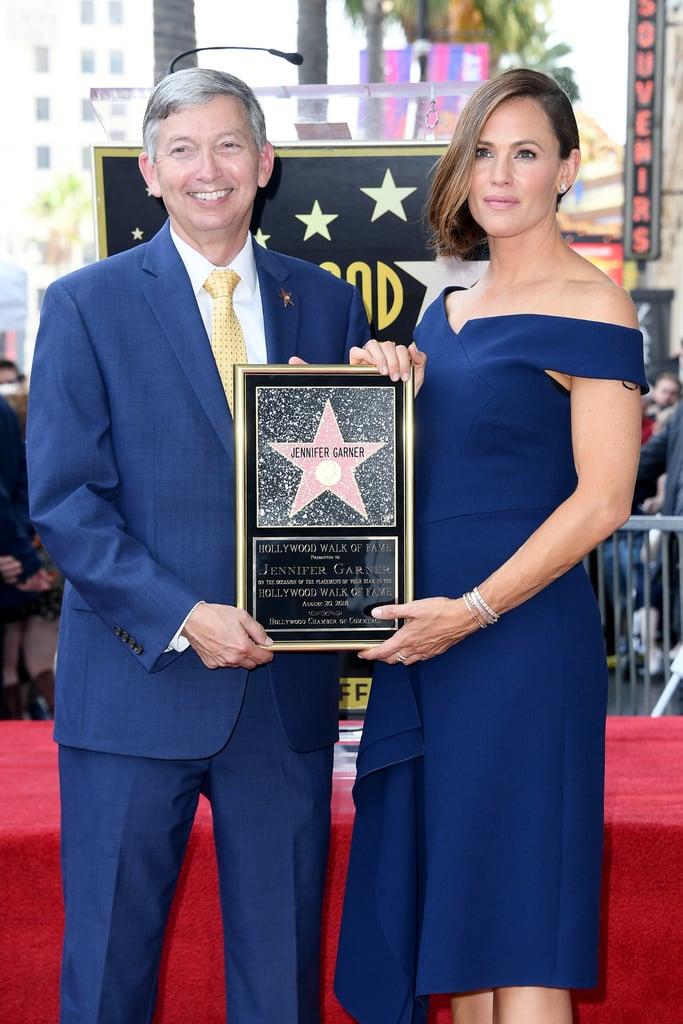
589,515,683,716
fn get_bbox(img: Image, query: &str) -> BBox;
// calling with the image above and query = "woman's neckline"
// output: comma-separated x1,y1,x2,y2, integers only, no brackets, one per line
440,291,638,337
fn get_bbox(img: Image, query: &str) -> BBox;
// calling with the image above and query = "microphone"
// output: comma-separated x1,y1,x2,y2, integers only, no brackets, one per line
168,46,304,75
269,48,304,66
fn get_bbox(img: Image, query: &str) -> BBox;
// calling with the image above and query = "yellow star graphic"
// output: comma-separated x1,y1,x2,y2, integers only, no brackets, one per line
131,227,144,241
254,227,271,248
295,200,339,241
360,169,417,222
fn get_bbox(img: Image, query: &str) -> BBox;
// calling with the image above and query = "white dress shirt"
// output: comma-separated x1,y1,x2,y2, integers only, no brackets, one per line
166,229,268,651
171,227,268,363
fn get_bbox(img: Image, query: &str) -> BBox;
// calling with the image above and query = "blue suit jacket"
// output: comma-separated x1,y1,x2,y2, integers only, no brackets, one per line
26,224,371,758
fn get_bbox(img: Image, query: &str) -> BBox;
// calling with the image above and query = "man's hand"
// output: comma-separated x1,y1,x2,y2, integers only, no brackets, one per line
181,602,274,670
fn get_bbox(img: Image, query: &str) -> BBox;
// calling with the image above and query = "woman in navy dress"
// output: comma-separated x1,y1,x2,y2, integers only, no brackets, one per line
336,69,646,1024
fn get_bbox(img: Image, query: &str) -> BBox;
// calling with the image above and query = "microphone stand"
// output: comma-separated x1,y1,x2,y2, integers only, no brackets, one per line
168,45,304,76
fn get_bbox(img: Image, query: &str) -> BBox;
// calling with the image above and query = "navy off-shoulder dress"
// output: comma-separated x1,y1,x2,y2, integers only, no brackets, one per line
335,291,647,1024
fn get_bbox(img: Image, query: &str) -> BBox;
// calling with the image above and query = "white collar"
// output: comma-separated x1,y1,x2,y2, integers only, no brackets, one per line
170,228,258,299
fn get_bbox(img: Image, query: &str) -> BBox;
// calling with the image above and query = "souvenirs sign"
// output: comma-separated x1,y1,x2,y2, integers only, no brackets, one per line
235,365,413,650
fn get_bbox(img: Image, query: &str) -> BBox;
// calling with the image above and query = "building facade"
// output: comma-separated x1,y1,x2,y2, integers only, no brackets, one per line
0,0,152,369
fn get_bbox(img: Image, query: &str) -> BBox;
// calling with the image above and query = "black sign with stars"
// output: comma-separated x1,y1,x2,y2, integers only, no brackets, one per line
93,143,467,346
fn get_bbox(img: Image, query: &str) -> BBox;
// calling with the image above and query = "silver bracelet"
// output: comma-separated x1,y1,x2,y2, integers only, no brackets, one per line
462,590,489,629
472,585,500,624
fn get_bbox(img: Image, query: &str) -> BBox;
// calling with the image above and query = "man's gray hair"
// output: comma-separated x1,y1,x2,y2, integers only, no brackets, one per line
142,68,268,162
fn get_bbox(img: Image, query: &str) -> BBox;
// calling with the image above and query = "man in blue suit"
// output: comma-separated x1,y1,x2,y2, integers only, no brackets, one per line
26,68,371,1024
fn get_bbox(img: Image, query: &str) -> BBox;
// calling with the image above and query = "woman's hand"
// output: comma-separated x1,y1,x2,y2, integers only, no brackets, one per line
357,596,479,665
0,555,23,584
349,340,427,395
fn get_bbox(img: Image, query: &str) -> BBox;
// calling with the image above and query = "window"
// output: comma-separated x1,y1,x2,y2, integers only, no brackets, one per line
35,97,50,121
81,50,96,73
109,50,124,75
81,1,95,24
36,146,51,170
108,1,123,25
81,99,96,122
35,46,49,72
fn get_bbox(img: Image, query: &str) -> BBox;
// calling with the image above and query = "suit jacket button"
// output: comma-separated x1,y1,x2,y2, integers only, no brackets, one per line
113,625,122,636
134,645,143,655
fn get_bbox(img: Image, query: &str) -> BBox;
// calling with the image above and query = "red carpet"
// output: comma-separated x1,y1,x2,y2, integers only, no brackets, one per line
0,718,681,1024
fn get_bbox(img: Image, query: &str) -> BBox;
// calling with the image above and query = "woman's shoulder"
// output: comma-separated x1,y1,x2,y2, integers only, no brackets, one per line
557,256,639,330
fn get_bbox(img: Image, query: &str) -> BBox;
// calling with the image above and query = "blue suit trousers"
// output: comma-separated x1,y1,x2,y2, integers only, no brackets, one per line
58,670,333,1024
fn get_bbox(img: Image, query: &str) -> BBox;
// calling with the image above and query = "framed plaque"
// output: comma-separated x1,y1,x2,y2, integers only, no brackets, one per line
235,365,414,650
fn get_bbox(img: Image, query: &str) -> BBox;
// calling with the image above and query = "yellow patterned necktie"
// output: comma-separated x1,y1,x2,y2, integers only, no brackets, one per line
203,268,247,414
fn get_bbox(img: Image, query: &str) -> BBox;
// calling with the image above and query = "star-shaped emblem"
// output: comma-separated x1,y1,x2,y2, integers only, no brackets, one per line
254,227,271,248
396,256,487,323
278,287,294,308
295,200,339,241
360,168,417,222
131,227,144,241
269,400,385,518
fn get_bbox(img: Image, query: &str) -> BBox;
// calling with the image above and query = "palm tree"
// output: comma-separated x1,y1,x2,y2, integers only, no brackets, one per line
389,0,555,73
31,174,92,271
151,1,577,99
340,0,577,95
153,0,197,82
297,0,330,122
342,0,390,83
297,0,329,86
509,36,580,101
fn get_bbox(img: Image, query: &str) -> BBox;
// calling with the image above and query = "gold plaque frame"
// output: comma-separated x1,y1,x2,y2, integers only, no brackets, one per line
235,365,414,650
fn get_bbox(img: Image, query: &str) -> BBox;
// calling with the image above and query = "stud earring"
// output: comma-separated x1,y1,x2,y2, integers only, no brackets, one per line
559,183,567,192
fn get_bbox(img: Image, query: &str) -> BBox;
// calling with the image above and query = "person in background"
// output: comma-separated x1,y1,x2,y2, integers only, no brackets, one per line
0,357,25,385
335,69,645,1024
26,67,371,1024
632,389,679,677
604,369,680,673
0,393,52,718
641,370,680,444
0,369,61,718
636,397,683,668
